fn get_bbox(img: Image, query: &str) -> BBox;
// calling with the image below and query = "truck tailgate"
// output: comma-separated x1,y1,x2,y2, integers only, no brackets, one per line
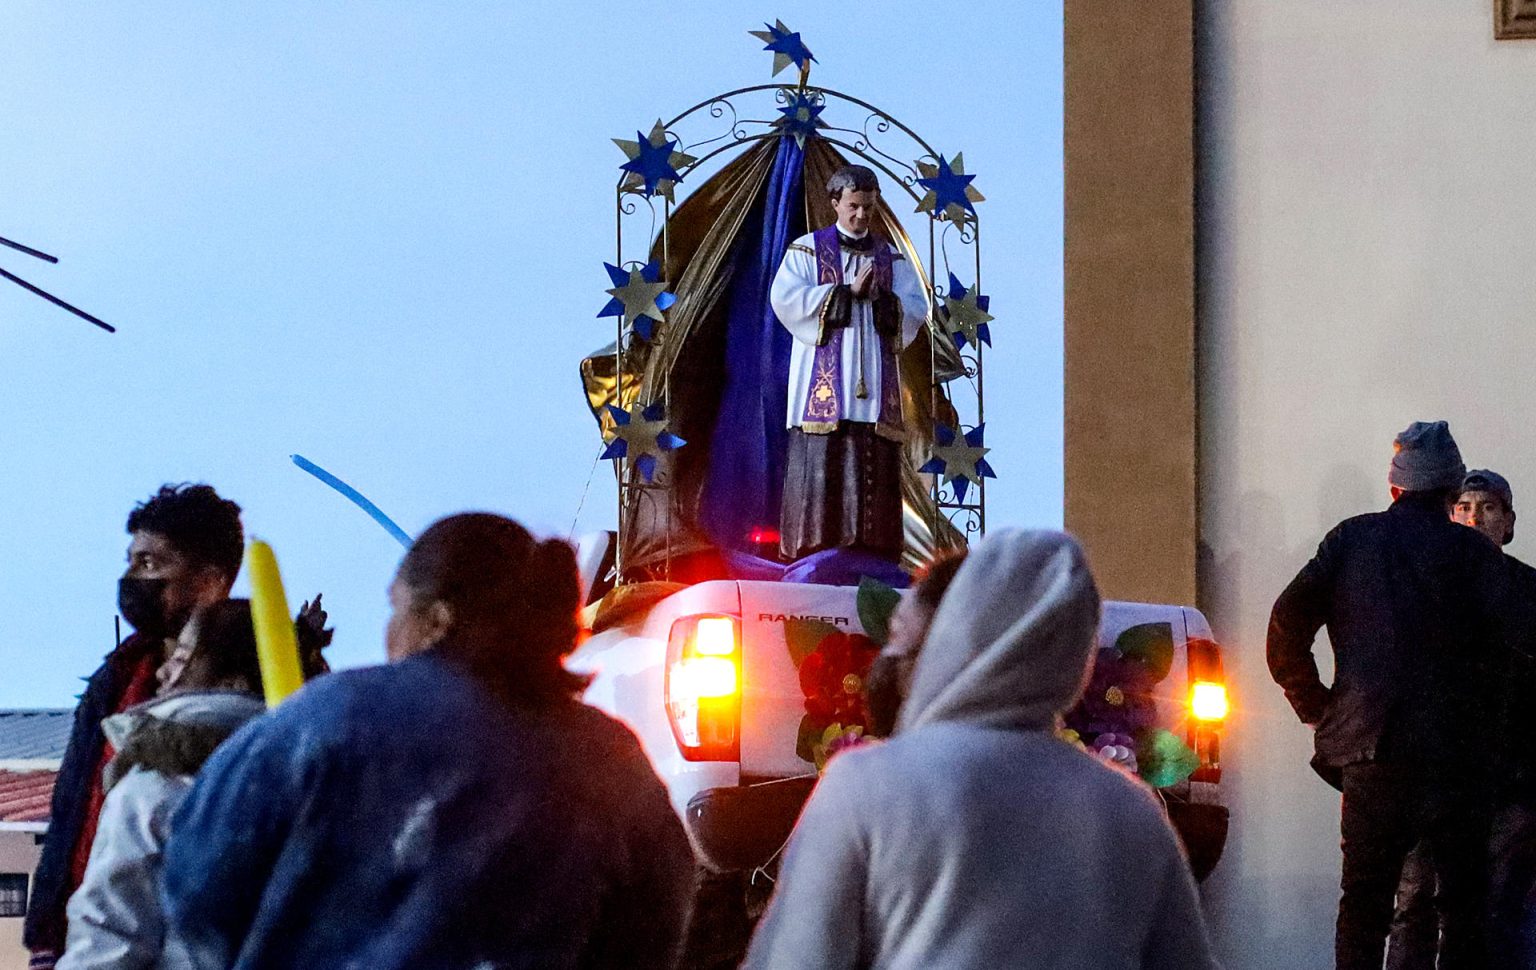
736,581,864,779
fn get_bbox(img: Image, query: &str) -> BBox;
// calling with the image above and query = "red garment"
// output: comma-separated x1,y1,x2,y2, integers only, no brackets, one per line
65,651,160,892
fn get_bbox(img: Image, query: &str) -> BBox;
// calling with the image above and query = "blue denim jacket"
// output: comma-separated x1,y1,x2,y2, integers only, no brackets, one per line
160,652,692,970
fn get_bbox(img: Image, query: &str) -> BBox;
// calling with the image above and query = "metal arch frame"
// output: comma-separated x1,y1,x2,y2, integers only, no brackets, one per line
609,80,986,578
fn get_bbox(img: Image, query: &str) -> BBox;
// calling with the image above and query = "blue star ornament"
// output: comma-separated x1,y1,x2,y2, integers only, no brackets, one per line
775,90,826,148
621,130,682,196
916,153,985,224
600,401,686,482
614,121,696,200
919,424,997,502
749,20,815,77
942,273,994,348
596,261,675,341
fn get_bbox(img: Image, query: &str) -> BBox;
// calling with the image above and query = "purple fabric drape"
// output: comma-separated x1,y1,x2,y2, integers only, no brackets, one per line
718,547,911,589
698,137,805,552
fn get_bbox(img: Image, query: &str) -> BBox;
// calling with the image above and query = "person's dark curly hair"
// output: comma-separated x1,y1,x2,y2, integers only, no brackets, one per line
398,513,589,706
125,484,244,582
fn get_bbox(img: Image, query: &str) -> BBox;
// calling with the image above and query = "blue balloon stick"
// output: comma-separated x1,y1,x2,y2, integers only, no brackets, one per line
290,454,412,548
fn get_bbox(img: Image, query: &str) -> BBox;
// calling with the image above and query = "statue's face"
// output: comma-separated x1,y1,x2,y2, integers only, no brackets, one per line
833,188,877,236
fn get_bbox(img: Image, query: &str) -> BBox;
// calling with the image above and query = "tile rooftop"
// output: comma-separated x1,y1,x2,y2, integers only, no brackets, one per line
0,770,54,825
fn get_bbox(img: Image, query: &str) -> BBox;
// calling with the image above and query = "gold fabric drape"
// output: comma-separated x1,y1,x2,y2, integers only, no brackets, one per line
580,140,780,440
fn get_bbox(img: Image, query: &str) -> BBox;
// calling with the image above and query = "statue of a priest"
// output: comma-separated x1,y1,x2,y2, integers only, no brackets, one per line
770,165,928,562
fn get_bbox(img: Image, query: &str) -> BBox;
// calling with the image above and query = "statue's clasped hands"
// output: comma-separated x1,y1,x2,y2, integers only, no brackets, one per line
849,264,881,300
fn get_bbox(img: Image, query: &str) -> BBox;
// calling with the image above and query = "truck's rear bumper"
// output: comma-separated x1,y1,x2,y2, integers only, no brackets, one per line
1167,800,1229,882
685,775,1230,881
685,776,817,872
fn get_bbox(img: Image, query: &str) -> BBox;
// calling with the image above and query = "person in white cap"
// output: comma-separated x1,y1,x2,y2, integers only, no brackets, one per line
1268,421,1511,970
745,529,1218,970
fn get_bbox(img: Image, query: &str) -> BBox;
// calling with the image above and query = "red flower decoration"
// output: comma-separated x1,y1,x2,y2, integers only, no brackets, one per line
799,632,880,726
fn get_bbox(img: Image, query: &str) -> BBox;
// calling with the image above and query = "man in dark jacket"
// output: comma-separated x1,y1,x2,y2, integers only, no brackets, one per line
1267,421,1510,970
24,485,244,968
1388,468,1536,967
1453,470,1536,963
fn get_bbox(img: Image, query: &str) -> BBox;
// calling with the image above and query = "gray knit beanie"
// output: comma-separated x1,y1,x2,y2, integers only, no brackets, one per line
1389,421,1465,492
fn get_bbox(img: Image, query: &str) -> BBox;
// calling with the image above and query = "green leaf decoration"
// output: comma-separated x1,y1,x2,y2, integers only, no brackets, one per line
1136,728,1200,788
813,723,864,772
784,618,843,667
795,714,821,763
856,576,903,646
1115,622,1175,683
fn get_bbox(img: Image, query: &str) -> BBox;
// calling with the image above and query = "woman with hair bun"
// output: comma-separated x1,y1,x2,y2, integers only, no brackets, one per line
159,513,695,970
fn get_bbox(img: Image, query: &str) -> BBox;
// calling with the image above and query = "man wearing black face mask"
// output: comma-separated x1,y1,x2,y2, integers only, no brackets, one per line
25,484,244,968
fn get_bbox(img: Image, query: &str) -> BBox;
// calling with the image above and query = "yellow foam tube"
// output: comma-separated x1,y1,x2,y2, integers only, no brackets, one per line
247,539,304,708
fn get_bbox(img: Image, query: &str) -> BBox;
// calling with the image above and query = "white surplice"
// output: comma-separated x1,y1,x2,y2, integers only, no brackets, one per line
769,229,929,430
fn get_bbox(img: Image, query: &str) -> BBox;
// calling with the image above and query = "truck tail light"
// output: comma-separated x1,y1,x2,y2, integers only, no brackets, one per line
1186,638,1226,782
665,615,741,761
1191,681,1229,722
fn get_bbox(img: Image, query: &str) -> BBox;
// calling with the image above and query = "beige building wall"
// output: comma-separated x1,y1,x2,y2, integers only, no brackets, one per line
1198,1,1536,965
0,833,41,970
1064,0,1197,606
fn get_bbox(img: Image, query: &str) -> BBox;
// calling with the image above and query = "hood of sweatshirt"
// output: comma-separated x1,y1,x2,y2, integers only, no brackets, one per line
896,529,1101,734
103,689,266,752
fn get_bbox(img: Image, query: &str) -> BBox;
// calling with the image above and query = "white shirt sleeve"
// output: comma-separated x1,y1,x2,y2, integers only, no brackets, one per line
771,244,837,348
57,769,190,970
891,252,930,349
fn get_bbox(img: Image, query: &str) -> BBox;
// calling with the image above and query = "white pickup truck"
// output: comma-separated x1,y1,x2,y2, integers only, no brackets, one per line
569,558,1231,886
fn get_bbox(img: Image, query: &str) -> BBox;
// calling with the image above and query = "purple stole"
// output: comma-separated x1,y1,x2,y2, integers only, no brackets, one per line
798,225,904,439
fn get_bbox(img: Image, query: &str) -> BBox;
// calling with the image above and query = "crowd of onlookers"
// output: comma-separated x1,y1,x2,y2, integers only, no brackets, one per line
1268,420,1536,969
25,420,1533,969
22,483,1222,969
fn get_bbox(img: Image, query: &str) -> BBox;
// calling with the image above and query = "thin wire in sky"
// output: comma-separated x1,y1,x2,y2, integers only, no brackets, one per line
0,234,115,333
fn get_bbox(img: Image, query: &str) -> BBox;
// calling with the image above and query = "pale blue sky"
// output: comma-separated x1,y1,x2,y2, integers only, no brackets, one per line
0,1,1062,707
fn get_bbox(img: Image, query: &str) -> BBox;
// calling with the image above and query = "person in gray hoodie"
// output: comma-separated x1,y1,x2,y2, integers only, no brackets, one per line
744,528,1219,970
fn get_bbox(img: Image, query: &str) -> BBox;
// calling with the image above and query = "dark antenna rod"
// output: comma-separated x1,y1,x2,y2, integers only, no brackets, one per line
0,234,115,333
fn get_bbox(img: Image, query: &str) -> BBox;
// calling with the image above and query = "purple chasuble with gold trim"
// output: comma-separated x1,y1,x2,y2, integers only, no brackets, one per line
798,225,904,439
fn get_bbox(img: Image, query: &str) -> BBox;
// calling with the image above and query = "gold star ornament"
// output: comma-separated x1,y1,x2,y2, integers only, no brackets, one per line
943,280,994,348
